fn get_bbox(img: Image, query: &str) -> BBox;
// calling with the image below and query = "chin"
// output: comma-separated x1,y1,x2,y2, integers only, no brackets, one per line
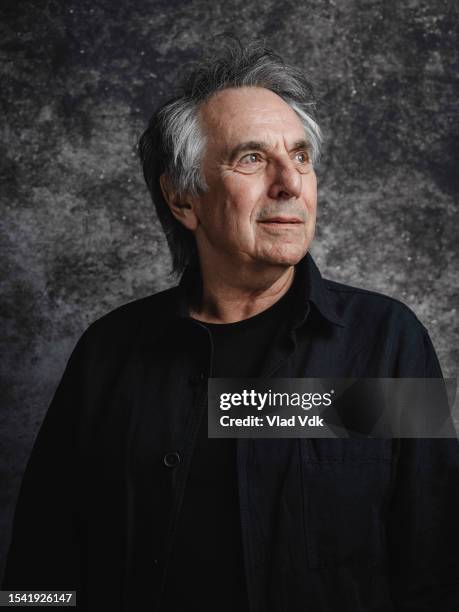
260,245,309,267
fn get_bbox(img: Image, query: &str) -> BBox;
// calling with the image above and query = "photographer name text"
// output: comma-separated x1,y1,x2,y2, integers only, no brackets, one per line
220,414,324,428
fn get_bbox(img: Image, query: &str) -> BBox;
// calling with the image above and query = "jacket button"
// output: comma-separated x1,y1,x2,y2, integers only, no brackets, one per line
163,451,181,468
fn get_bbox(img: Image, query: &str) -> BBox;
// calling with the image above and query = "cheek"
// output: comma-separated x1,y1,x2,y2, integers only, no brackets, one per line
222,177,264,224
308,195,317,218
304,176,318,215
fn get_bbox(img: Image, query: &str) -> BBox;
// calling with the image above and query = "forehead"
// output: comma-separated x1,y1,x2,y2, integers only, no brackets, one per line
199,87,306,149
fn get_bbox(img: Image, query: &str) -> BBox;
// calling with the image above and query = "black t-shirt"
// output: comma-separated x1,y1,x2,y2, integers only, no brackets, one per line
162,284,295,611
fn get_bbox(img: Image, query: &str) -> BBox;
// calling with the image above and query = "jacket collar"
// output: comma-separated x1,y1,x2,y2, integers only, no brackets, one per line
175,252,346,328
295,253,346,327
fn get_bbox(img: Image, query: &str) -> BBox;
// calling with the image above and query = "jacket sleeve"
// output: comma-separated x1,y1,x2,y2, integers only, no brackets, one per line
2,329,92,595
387,323,459,611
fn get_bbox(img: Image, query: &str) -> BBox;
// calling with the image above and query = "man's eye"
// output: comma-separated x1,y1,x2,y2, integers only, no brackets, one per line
239,153,261,164
294,151,309,164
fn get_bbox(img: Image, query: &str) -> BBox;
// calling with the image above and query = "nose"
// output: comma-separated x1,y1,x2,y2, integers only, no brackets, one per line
267,158,302,200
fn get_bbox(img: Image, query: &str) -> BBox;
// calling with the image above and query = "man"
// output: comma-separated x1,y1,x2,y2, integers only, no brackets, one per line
4,41,459,611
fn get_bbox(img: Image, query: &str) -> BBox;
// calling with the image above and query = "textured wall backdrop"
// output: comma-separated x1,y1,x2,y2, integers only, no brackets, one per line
1,0,458,579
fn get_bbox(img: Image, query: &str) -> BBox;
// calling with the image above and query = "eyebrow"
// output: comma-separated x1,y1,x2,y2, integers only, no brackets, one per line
226,139,311,163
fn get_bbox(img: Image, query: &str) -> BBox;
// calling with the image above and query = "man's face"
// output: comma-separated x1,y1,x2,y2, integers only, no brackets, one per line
189,86,317,269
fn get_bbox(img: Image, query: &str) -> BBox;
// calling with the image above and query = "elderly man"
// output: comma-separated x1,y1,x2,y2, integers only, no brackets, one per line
4,41,459,611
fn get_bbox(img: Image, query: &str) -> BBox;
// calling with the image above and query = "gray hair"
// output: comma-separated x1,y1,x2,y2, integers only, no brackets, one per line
139,38,322,275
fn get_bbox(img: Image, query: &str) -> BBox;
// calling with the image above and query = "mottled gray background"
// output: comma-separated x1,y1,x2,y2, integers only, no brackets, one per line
1,0,458,580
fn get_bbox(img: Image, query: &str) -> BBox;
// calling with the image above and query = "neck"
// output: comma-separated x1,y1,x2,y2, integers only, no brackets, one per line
189,261,295,324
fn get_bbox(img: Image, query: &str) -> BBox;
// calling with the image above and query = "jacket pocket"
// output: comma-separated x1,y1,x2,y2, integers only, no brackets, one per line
301,439,393,568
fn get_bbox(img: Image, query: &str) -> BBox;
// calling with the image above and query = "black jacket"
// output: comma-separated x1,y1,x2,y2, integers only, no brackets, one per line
4,253,459,611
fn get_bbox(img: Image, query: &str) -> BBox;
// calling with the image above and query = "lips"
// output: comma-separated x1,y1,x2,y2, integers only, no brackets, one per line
259,217,303,223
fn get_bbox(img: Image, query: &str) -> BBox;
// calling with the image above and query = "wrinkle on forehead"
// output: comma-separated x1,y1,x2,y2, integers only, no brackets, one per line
199,86,307,158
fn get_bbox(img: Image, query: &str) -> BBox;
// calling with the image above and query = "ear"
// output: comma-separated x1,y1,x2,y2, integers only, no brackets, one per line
160,174,199,231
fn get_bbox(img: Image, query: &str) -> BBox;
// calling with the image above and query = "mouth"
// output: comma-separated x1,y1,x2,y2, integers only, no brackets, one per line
258,217,303,224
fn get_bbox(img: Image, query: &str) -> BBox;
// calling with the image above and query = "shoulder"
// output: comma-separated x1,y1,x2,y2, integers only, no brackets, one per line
75,286,179,357
323,277,427,334
92,286,177,329
320,278,440,376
